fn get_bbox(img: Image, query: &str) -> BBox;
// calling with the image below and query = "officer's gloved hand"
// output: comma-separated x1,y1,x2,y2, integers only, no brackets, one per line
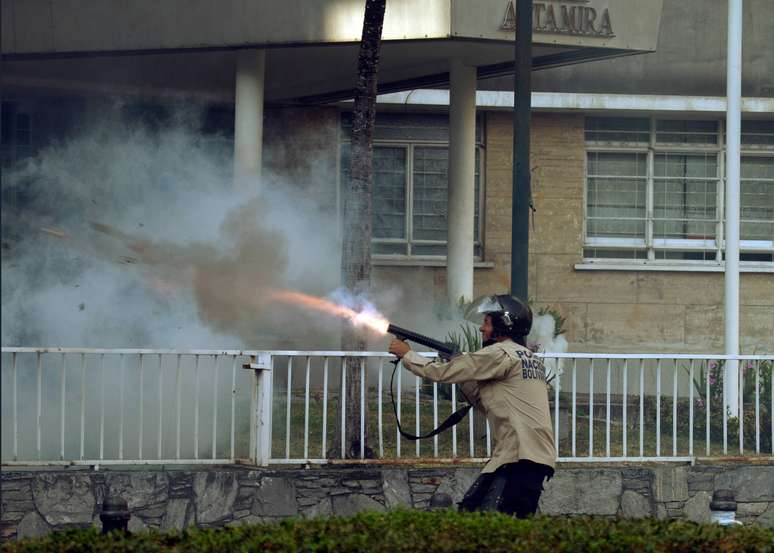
388,339,411,359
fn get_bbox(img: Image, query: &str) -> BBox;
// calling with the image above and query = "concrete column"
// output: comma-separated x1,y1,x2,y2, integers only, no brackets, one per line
724,0,742,418
446,60,477,307
234,49,265,186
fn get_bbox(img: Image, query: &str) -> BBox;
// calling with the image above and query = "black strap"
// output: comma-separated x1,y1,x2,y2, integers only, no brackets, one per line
390,360,472,441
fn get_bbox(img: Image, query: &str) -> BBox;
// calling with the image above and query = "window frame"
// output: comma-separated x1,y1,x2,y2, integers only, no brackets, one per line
1,100,34,168
340,137,486,261
583,115,774,267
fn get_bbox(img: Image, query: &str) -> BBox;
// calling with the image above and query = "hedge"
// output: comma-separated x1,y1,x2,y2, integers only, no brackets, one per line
3,510,773,553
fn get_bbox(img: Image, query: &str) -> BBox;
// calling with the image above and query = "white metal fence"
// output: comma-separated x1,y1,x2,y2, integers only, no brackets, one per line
2,348,772,466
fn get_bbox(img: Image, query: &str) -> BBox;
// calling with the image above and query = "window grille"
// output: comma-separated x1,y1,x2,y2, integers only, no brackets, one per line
741,156,774,243
741,120,774,149
652,153,718,242
585,117,774,265
372,146,408,242
341,113,484,259
586,152,647,240
1,102,33,168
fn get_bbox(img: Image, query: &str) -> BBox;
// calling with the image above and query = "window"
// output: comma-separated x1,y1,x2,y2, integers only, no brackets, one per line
341,113,484,258
584,117,774,265
1,101,33,168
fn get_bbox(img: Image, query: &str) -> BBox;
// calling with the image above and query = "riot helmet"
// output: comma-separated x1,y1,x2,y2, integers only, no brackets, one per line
464,294,532,342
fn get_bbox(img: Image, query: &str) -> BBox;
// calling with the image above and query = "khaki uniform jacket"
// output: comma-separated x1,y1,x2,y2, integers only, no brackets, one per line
401,340,556,473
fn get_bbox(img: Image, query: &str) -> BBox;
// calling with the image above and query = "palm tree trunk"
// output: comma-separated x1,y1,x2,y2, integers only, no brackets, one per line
338,0,386,459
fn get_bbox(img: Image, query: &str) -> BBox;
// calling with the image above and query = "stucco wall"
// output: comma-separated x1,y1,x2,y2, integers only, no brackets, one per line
529,0,774,98
2,462,773,540
480,111,774,354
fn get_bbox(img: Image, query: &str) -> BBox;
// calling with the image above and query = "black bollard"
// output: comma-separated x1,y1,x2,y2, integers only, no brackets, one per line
710,489,741,526
100,496,131,535
427,492,453,511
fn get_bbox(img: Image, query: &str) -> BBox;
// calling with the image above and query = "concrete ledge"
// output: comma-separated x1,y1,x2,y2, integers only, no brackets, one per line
375,90,774,114
575,262,774,273
373,257,495,269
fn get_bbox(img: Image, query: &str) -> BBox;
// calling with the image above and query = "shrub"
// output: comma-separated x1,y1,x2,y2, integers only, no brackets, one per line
683,359,773,453
4,511,773,553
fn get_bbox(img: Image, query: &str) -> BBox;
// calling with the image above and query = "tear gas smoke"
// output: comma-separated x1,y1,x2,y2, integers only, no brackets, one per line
527,313,569,383
0,105,524,463
0,107,402,462
1,107,488,350
0,112,365,349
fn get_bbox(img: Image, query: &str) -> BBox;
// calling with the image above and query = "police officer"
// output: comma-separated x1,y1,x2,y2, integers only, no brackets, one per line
388,294,555,518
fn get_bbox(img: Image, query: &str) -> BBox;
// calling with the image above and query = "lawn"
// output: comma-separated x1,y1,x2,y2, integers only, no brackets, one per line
269,387,773,461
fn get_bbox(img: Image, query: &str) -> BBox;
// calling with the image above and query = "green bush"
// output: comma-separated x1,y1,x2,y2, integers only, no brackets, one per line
683,359,772,453
4,511,773,553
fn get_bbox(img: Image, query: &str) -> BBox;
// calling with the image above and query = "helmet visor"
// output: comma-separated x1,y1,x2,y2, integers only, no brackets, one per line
463,295,506,325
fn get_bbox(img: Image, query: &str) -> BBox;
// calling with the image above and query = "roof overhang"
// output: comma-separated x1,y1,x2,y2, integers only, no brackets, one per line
1,0,663,104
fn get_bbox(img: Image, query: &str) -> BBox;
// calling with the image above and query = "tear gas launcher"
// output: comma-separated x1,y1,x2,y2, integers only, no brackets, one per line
387,324,468,440
387,323,458,361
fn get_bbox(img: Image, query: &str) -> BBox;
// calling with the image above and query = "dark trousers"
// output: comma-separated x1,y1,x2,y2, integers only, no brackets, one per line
458,460,553,518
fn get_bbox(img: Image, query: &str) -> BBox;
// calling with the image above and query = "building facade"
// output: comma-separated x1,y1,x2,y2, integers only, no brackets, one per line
2,0,772,353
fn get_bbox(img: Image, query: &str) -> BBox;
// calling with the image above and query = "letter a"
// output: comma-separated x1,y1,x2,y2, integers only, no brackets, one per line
599,9,613,36
501,1,516,31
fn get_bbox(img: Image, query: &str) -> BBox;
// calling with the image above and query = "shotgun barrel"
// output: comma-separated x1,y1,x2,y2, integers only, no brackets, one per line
387,324,459,360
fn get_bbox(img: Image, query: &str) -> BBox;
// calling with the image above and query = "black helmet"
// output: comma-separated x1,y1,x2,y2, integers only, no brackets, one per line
464,294,532,338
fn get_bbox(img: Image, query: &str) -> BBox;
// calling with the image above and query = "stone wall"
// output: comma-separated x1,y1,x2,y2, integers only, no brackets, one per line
2,462,773,540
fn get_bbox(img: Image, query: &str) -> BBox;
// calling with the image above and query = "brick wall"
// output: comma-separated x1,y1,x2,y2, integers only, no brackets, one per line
480,111,774,354
346,108,772,354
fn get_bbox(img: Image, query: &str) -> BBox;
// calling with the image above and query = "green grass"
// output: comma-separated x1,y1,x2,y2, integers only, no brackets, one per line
272,389,489,460
270,390,773,461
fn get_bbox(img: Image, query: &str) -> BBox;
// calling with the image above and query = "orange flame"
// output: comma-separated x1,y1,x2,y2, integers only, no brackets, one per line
268,290,390,335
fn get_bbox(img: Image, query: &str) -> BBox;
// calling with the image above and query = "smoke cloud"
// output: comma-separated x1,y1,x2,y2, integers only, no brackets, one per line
0,105,576,462
1,107,350,349
1,102,489,355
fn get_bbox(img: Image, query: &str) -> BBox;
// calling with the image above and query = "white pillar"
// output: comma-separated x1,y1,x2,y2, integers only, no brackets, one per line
724,0,742,418
446,60,477,307
234,49,265,187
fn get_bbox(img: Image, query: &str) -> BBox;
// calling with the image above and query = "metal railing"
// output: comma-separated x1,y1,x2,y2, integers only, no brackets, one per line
2,348,772,466
0,348,265,466
546,353,773,462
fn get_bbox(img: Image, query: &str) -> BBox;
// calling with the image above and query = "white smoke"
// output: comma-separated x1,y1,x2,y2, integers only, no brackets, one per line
0,108,343,349
527,312,569,385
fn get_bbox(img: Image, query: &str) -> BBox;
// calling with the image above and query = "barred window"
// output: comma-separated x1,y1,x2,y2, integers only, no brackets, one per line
1,101,33,168
341,113,483,258
741,156,774,243
584,117,774,264
586,151,647,240
652,153,718,242
372,146,407,242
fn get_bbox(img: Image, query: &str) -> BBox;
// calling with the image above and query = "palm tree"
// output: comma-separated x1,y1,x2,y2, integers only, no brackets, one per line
338,0,387,458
